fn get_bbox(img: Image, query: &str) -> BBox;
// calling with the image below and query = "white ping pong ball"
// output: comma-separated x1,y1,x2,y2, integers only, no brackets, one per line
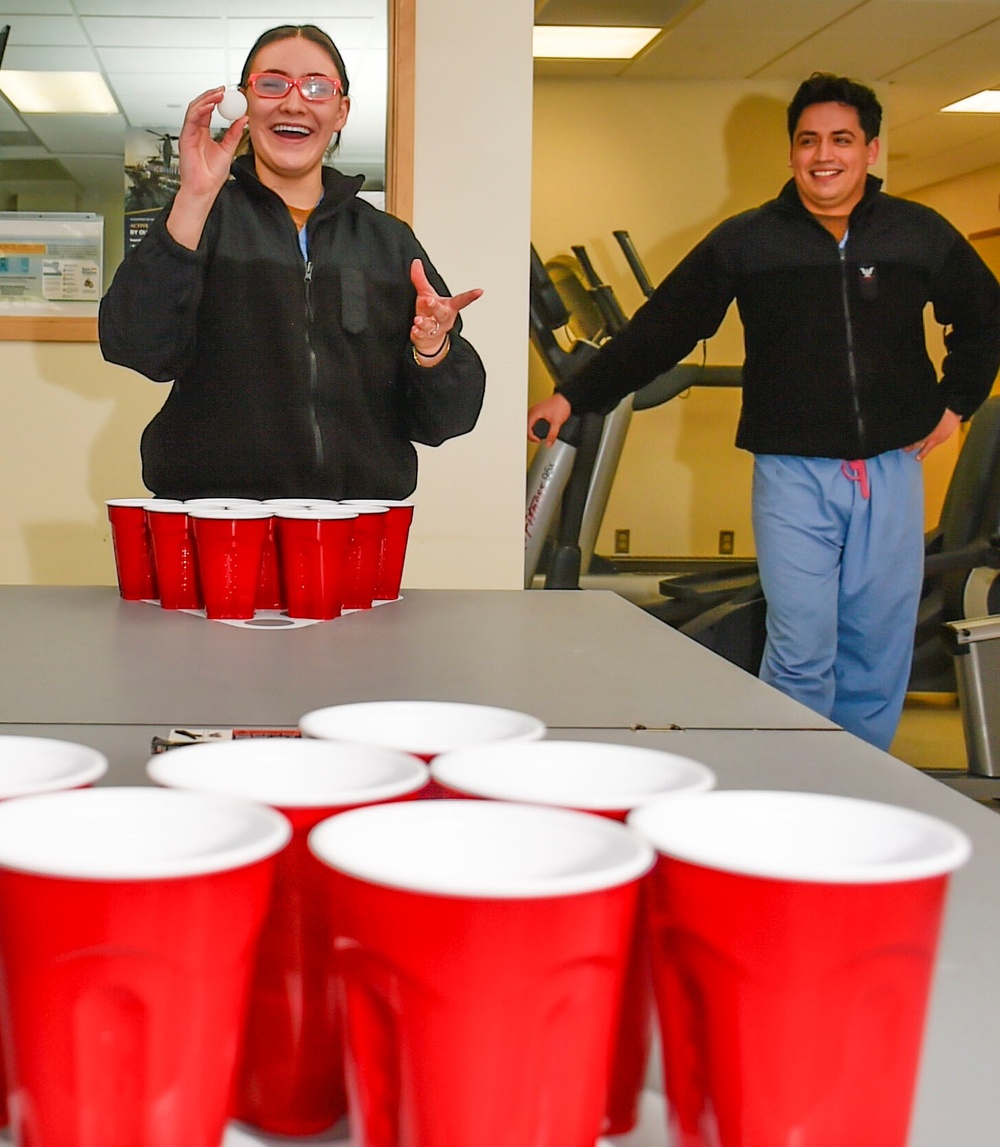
218,88,247,121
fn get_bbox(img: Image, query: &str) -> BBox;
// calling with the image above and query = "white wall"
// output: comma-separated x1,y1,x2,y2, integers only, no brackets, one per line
405,0,533,588
0,0,535,589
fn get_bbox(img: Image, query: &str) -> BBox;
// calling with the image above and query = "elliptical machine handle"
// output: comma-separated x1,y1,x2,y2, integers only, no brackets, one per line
532,414,580,445
613,230,656,299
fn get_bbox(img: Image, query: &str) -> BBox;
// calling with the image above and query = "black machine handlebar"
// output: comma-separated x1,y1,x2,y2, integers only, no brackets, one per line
613,230,655,299
531,415,580,446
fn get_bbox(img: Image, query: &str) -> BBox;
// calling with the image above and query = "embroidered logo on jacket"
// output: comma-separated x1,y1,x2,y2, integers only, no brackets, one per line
858,265,877,299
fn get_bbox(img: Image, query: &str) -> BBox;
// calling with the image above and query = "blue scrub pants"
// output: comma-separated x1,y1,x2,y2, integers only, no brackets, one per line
752,452,924,750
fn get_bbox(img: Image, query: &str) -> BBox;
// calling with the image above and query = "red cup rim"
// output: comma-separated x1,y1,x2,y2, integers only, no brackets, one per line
341,499,414,508
273,507,358,519
431,740,715,810
147,739,428,808
0,736,108,798
627,790,972,884
262,498,341,506
0,788,291,880
309,799,655,898
145,503,191,515
187,507,273,519
299,701,546,755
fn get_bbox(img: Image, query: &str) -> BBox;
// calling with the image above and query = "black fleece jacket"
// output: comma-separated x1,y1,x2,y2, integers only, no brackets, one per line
100,156,486,500
559,176,1000,460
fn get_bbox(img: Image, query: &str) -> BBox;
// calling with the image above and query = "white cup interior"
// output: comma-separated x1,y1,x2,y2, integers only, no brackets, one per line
262,499,341,507
183,498,262,506
0,736,108,799
273,507,358,520
187,507,273,520
309,799,654,897
628,790,972,883
106,497,157,508
145,503,191,516
0,788,291,880
431,741,715,809
148,738,428,808
341,499,413,508
299,700,546,756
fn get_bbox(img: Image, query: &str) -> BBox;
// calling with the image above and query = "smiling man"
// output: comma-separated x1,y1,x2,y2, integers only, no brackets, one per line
528,72,1000,750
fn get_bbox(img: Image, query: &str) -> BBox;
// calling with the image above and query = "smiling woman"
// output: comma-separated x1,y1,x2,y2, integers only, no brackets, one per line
97,22,486,503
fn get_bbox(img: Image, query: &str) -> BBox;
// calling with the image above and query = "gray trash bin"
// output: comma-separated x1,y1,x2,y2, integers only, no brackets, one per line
943,616,1000,777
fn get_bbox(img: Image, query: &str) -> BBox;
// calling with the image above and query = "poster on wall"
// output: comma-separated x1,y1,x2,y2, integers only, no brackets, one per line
124,127,181,251
0,212,103,314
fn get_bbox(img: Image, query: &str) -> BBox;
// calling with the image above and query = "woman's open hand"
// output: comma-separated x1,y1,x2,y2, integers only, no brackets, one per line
410,259,483,358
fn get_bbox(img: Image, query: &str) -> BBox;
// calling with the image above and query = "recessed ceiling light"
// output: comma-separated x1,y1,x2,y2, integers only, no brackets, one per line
0,71,119,115
533,26,660,60
941,90,1000,113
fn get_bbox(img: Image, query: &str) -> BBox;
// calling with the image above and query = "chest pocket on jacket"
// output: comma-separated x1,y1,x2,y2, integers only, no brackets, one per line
341,266,368,333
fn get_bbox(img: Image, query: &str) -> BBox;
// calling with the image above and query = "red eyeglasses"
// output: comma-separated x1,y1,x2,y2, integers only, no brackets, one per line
247,73,343,101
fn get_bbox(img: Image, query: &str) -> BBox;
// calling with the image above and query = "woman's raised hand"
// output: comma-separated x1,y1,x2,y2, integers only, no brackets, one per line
166,88,247,250
177,87,247,199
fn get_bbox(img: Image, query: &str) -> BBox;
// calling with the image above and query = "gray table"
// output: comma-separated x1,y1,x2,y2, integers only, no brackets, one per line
1,588,997,1146
0,586,834,732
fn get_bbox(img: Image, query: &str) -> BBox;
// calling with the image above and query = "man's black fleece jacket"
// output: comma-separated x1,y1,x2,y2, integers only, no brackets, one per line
559,176,1000,460
100,156,486,500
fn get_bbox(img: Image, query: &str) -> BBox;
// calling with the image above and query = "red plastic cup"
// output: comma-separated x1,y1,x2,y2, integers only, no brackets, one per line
189,507,273,620
0,787,290,1147
430,740,715,1135
340,504,388,610
255,513,284,611
309,800,654,1147
628,790,972,1147
147,739,428,1137
106,498,161,600
275,508,358,620
342,499,414,600
0,736,109,1128
300,700,546,799
146,503,202,610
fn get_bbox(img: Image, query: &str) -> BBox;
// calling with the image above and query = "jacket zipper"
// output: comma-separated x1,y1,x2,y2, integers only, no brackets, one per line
837,244,866,450
303,259,325,469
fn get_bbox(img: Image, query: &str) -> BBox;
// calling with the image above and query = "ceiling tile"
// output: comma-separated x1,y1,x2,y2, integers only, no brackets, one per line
21,112,126,154
1,45,102,70
2,16,88,46
97,47,227,75
83,17,226,48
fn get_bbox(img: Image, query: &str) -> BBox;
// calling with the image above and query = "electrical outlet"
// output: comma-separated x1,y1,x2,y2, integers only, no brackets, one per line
719,530,735,555
614,529,630,555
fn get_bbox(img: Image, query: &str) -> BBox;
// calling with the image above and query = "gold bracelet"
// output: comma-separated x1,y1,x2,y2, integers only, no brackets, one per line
412,334,450,366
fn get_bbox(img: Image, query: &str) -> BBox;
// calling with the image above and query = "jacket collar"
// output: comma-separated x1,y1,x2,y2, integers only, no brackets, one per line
775,172,884,224
230,153,365,216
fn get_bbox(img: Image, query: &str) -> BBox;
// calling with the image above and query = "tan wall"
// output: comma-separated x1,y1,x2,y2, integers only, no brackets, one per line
532,79,798,559
0,0,534,589
903,165,1000,524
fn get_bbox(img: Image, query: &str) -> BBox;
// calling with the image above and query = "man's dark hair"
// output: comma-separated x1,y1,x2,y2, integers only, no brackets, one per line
786,73,882,143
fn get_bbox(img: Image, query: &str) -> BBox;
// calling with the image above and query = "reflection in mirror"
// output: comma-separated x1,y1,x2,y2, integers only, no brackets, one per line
0,3,388,279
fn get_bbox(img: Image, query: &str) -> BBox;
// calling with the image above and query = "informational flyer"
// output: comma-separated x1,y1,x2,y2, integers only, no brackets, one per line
124,126,181,251
0,213,103,307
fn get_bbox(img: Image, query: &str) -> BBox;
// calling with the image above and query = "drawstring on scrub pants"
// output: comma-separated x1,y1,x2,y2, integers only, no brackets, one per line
840,459,871,499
